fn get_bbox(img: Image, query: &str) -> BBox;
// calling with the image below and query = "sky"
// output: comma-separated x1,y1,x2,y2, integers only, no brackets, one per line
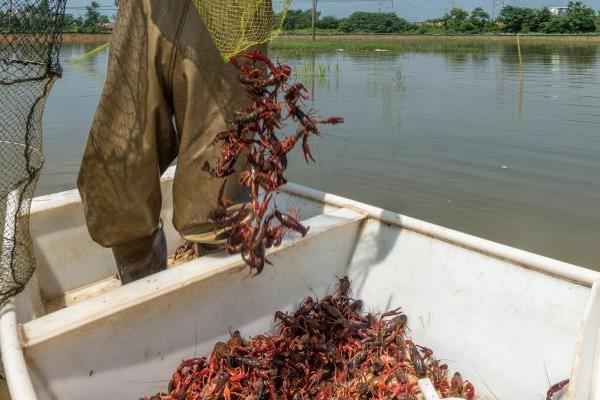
67,0,600,21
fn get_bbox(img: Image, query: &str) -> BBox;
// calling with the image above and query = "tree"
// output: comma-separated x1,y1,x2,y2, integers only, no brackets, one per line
530,8,553,32
497,6,536,33
540,16,567,33
81,1,110,33
539,2,596,33
469,7,490,30
563,1,596,32
63,14,83,33
317,15,339,30
339,12,412,33
2,0,66,33
279,4,600,35
283,9,315,30
441,7,469,31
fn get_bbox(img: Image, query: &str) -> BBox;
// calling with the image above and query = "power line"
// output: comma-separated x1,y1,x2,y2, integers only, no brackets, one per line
379,0,395,13
491,0,505,19
312,0,317,40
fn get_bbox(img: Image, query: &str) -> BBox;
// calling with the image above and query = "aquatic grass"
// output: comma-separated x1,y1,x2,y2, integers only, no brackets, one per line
292,60,342,90
317,63,328,80
271,39,497,58
394,66,402,81
296,61,314,84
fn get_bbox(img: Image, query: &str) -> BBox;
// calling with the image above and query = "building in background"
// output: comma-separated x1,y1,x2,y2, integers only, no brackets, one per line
548,6,568,16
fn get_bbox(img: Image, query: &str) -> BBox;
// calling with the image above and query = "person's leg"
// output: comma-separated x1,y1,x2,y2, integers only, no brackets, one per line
111,220,167,283
77,0,179,283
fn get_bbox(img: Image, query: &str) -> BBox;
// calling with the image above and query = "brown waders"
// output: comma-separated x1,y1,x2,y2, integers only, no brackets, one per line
77,0,263,284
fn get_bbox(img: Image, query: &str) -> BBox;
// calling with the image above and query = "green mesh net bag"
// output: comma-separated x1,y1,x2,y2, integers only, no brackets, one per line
193,0,291,61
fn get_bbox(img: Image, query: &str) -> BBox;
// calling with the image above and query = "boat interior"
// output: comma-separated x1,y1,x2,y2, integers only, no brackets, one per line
9,167,600,399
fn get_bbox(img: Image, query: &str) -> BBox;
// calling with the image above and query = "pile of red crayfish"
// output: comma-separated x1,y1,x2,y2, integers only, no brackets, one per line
199,50,343,274
139,278,476,400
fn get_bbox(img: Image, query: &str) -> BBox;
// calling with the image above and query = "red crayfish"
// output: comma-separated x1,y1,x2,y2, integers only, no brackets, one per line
139,277,477,400
202,50,343,274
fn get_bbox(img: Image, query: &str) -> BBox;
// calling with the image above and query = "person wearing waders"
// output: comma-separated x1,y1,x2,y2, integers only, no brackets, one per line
77,0,266,284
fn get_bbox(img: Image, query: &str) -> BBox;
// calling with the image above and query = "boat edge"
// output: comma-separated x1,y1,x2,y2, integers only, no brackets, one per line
281,182,600,287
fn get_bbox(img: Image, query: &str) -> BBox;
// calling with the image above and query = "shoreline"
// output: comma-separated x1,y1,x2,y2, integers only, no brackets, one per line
1,33,112,43
53,33,600,44
269,34,600,51
277,34,600,42
61,33,112,43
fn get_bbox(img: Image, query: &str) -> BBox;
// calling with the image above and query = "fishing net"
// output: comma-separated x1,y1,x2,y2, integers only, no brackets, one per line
0,0,66,307
193,0,291,61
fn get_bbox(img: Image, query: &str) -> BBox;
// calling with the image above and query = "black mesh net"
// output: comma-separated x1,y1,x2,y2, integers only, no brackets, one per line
0,0,65,307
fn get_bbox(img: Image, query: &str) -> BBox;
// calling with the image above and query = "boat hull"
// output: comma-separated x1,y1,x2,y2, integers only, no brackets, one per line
2,166,597,400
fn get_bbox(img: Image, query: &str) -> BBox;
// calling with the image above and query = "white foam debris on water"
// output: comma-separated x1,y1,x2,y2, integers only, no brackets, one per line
374,48,391,52
336,48,344,52
501,165,508,169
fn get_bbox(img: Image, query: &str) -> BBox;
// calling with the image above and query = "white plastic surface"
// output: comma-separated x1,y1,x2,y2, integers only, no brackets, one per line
346,218,589,400
419,378,441,400
23,208,364,399
25,167,335,305
0,189,37,400
2,166,599,400
1,301,36,400
284,183,600,287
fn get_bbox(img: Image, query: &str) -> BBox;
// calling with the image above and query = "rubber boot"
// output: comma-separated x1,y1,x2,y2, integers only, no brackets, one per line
112,221,167,284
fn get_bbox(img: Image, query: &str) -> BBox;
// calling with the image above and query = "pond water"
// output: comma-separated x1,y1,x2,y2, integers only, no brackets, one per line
40,40,600,269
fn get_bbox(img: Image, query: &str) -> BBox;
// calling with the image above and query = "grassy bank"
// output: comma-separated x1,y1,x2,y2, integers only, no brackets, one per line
58,32,600,44
1,33,110,43
55,33,600,51
269,34,600,52
61,33,111,43
283,28,600,38
278,33,600,41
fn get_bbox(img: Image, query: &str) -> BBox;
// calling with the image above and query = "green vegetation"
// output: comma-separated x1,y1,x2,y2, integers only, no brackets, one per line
1,1,112,34
284,9,318,31
79,1,111,33
268,35,600,61
339,12,412,34
293,60,341,90
284,2,600,35
4,1,597,37
0,0,59,33
497,3,596,33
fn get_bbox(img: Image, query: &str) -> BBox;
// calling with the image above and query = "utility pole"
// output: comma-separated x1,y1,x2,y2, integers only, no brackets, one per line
380,0,394,13
8,0,13,33
492,0,505,19
312,0,317,41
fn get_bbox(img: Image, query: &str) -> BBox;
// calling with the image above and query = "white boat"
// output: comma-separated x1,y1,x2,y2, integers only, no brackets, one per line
2,165,600,400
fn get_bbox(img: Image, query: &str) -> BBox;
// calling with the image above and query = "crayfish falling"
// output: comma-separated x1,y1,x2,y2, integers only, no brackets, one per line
192,51,343,274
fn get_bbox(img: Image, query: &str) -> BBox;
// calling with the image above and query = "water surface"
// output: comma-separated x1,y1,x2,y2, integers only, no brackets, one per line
40,41,600,269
